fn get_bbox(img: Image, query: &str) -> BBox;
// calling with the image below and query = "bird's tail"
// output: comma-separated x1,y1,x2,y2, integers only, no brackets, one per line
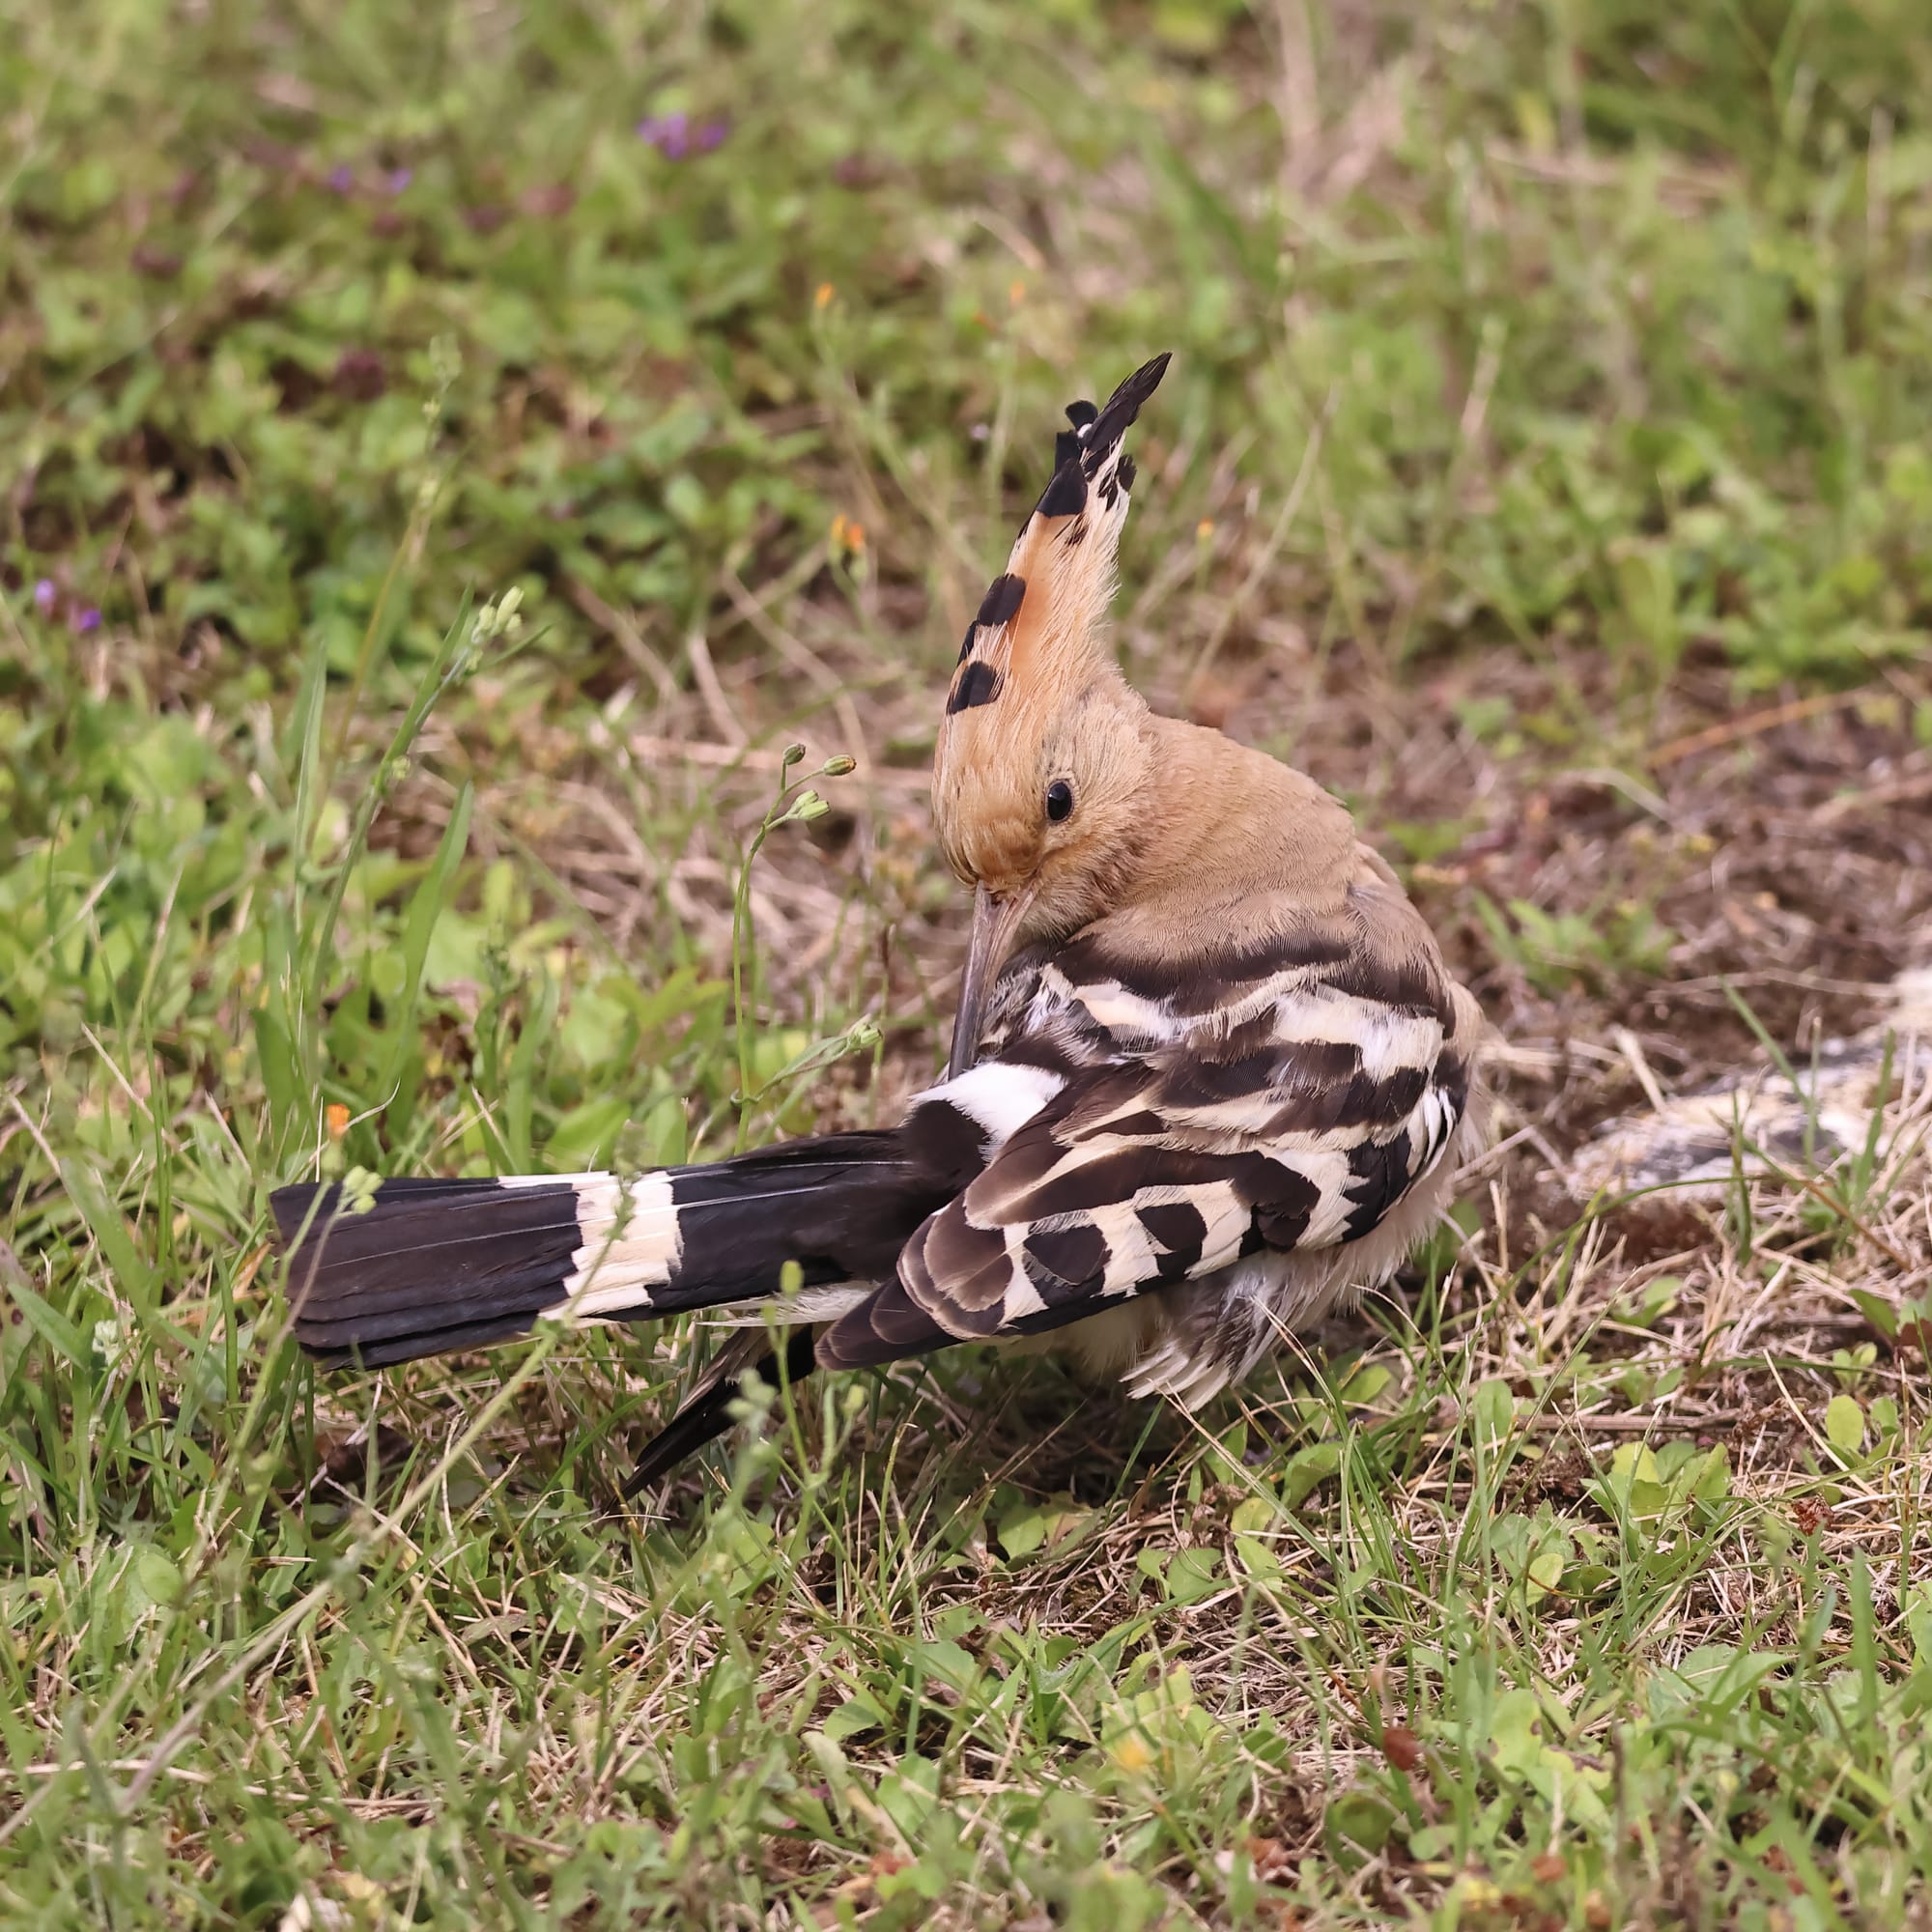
270,1132,919,1369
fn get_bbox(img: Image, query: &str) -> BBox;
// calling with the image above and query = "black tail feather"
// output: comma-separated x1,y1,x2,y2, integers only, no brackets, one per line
270,1131,944,1371
623,1325,821,1496
272,1176,594,1366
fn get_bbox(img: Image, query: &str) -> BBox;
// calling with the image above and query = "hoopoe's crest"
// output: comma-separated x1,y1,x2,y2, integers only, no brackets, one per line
931,354,1169,913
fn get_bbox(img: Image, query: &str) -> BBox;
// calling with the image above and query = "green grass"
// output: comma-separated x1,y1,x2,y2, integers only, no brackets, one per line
5,0,1932,1923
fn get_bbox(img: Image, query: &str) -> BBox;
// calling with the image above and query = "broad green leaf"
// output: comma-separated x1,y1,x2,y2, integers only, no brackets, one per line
907,1639,979,1694
1233,1534,1281,1580
1649,1645,1788,1718
1850,1289,1897,1337
6,1276,90,1369
1688,1445,1732,1502
1208,1420,1247,1482
1162,1548,1222,1605
1281,1441,1342,1508
1491,1512,1534,1572
1341,1363,1393,1406
1825,1395,1865,1455
1525,1548,1564,1602
1000,1506,1048,1559
1325,1790,1396,1856
1560,1563,1617,1597
1626,1479,1671,1520
546,1094,629,1168
997,1499,1091,1562
127,1546,184,1615
253,1005,302,1127
1488,1688,1547,1772
820,1696,885,1743
875,1762,938,1842
1608,1443,1662,1491
1471,1378,1516,1447
62,1158,155,1308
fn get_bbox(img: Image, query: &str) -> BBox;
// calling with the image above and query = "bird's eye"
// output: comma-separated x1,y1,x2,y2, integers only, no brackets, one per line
1044,779,1075,824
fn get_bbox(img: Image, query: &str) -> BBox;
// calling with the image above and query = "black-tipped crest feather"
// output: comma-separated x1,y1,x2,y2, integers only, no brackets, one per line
1078,352,1169,474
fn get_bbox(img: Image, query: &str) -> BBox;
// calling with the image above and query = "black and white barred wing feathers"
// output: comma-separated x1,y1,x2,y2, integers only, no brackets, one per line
822,915,1474,1387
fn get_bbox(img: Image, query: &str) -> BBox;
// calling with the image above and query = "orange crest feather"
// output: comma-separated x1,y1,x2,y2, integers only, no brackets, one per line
930,354,1171,891
938,352,1169,726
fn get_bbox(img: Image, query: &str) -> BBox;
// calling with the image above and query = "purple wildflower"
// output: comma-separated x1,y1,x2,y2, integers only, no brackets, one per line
32,579,55,611
638,112,691,159
385,167,413,194
694,119,730,154
74,607,101,634
326,163,355,193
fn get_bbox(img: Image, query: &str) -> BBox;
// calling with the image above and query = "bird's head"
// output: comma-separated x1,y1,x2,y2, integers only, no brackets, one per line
931,353,1170,1074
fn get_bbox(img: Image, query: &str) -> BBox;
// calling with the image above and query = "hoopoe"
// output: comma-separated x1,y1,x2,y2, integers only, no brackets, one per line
271,355,1490,1490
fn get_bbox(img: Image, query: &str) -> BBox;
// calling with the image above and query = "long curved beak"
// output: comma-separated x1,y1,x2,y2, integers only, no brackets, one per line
947,883,1032,1078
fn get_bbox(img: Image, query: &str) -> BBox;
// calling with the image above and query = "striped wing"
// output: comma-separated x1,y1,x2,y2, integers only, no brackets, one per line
822,902,1471,1367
